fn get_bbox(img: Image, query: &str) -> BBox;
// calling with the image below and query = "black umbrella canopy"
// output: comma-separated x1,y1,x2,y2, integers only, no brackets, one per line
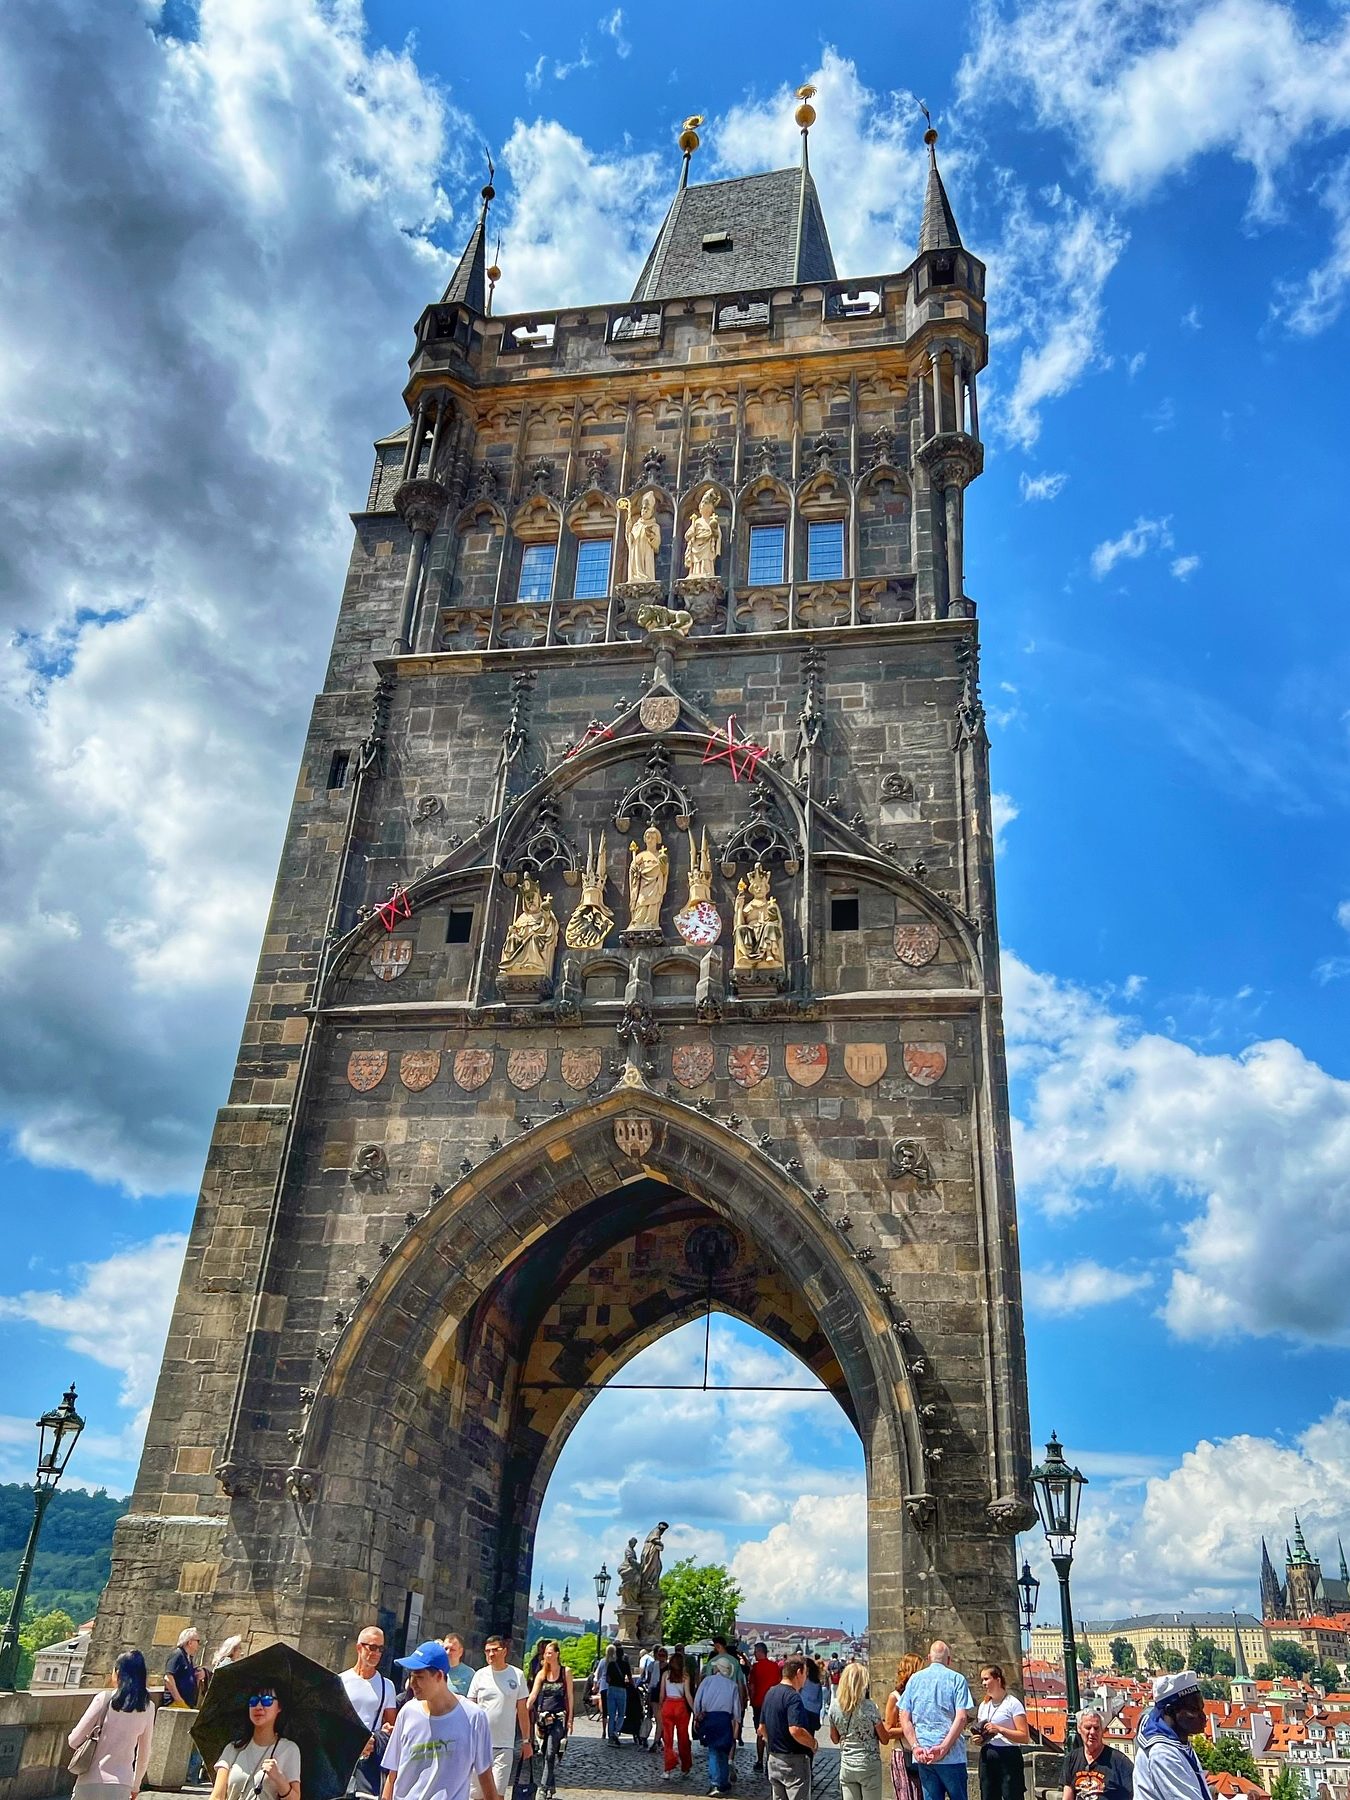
192,1643,370,1800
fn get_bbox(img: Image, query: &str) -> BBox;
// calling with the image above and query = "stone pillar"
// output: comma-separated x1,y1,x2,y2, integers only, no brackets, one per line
393,477,447,652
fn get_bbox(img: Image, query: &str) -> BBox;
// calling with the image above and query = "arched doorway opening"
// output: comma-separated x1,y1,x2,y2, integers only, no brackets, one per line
526,1309,868,1658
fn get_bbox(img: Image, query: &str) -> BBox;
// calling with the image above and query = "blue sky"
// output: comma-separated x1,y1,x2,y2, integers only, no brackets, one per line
1,0,1348,1624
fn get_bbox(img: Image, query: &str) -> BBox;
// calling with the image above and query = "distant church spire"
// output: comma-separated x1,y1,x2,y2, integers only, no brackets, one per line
1339,1538,1348,1585
1292,1516,1313,1565
918,121,963,254
1232,1610,1250,1680
1260,1537,1283,1619
442,157,496,312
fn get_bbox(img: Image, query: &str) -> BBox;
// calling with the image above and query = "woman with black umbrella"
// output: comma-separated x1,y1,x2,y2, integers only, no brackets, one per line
209,1687,301,1800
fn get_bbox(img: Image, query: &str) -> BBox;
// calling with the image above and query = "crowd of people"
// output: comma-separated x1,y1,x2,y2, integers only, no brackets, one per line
62,1618,1218,1800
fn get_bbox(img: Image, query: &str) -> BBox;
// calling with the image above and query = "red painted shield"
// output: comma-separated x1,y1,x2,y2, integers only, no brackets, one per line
370,939,412,982
902,1042,948,1086
347,1050,388,1092
728,1044,770,1089
672,1044,715,1088
786,1044,828,1087
507,1048,548,1090
894,922,941,967
399,1050,441,1092
561,1048,603,1090
453,1048,493,1092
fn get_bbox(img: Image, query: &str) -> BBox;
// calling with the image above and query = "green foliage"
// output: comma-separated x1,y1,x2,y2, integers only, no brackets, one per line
1076,1641,1094,1667
1146,1639,1167,1669
1212,1649,1236,1678
1270,1640,1315,1678
1313,1660,1344,1692
1198,1678,1232,1701
0,1588,78,1690
1193,1736,1259,1781
658,1560,743,1648
1253,1663,1275,1681
1193,1636,1219,1675
1109,1638,1137,1674
557,1634,599,1678
0,1483,128,1620
1269,1769,1306,1800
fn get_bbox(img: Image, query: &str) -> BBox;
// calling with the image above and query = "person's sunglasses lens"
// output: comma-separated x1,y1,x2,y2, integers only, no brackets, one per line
249,1695,276,1708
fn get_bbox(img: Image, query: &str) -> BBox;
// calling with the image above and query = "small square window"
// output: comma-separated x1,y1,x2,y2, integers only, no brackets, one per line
573,538,612,599
446,908,474,945
807,519,845,580
830,894,860,932
748,524,785,587
518,542,556,602
327,750,350,790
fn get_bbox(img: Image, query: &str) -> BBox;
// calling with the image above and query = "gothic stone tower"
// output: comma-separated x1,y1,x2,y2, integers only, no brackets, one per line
92,113,1033,1680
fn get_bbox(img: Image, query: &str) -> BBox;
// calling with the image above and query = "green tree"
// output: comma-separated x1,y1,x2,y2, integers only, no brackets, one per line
0,1591,78,1690
1110,1638,1137,1674
1271,1640,1315,1678
1313,1659,1344,1692
1253,1662,1275,1681
1212,1648,1236,1678
1076,1641,1094,1668
658,1560,744,1646
1197,1678,1232,1701
1193,1736,1259,1781
1146,1639,1167,1670
0,1484,129,1621
557,1634,599,1679
1269,1769,1306,1800
1193,1636,1219,1676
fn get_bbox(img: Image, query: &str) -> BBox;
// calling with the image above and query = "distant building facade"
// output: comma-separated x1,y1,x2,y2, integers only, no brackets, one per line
29,1623,93,1691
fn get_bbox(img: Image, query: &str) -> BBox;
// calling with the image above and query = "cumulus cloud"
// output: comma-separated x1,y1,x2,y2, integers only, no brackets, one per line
1019,471,1069,501
1170,554,1201,581
959,0,1350,333
1006,953,1350,1344
0,1233,187,1433
991,791,1020,852
1022,1259,1151,1314
0,0,464,1191
1033,1402,1350,1616
1090,515,1173,577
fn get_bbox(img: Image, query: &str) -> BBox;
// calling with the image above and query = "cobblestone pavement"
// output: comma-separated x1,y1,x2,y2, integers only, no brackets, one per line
537,1710,841,1800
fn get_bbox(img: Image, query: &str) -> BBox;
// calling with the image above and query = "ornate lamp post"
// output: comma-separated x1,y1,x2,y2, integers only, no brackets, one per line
593,1561,611,1657
1017,1558,1040,1642
1030,1433,1087,1747
0,1386,85,1691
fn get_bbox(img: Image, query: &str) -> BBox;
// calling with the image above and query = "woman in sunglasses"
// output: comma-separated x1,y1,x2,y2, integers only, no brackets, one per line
210,1690,301,1800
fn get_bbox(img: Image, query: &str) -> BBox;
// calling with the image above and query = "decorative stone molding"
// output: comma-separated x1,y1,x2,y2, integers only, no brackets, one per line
987,1494,1038,1534
393,476,448,535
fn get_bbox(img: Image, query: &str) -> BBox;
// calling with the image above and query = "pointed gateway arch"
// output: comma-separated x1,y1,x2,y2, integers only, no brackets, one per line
91,115,1033,1681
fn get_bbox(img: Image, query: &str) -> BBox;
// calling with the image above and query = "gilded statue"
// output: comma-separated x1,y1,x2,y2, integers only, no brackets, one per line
564,835,616,949
683,489,722,581
627,826,669,932
620,489,661,585
498,873,559,978
732,862,785,972
675,827,722,946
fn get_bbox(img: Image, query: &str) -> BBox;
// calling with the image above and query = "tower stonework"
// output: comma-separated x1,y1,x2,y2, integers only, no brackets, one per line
93,128,1032,1679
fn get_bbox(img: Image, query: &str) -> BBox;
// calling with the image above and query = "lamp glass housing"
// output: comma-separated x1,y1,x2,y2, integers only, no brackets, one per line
594,1562,611,1605
35,1386,84,1488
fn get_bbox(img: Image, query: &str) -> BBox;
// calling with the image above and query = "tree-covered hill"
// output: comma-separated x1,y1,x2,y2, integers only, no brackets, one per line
0,1482,129,1620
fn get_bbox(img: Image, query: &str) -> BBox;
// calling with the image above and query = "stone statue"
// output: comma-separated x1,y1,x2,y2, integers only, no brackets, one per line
733,863,785,973
564,834,615,949
640,1520,668,1592
635,601,693,636
627,827,669,932
498,873,558,979
622,490,661,585
675,827,722,946
618,1536,642,1607
683,489,722,580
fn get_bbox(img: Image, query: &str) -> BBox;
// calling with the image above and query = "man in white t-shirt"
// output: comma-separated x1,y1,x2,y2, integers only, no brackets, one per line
381,1640,499,1800
466,1636,531,1799
341,1625,398,1795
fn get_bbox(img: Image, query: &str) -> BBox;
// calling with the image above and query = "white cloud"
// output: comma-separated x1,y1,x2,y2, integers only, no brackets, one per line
1019,471,1069,501
0,1234,187,1448
524,54,545,91
0,0,464,1191
599,9,630,57
1170,553,1201,580
1022,1259,1151,1314
1338,901,1350,932
991,791,1020,852
730,1494,868,1618
1006,953,1350,1344
1090,515,1174,577
1126,350,1147,378
1181,304,1203,331
1275,155,1350,335
1028,1402,1350,1618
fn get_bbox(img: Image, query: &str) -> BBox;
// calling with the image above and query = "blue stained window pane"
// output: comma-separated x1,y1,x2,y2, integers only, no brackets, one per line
808,519,845,580
518,542,556,602
573,539,612,599
748,524,785,587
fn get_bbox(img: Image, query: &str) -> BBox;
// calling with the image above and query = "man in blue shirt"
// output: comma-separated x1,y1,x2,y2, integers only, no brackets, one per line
897,1642,974,1800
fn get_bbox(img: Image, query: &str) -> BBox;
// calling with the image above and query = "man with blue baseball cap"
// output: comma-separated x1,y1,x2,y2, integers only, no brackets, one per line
381,1641,499,1800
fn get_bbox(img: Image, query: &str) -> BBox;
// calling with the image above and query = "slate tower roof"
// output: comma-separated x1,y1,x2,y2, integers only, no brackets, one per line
631,166,837,303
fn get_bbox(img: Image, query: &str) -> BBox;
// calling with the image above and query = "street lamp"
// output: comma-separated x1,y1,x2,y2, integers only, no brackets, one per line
0,1386,85,1690
1017,1558,1040,1641
593,1562,611,1656
1030,1432,1087,1746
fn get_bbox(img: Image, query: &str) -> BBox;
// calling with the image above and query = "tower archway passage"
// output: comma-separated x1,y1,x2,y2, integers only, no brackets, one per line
90,109,1032,1686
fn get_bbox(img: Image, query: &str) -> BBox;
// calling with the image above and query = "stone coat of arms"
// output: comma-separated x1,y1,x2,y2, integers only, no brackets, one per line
399,1050,441,1092
843,1043,887,1087
508,1047,548,1090
728,1044,770,1089
347,1050,388,1092
672,1043,715,1088
370,939,413,982
902,1042,948,1086
894,922,941,967
786,1043,828,1087
614,1117,655,1159
453,1048,494,1091
639,694,680,733
561,1047,602,1089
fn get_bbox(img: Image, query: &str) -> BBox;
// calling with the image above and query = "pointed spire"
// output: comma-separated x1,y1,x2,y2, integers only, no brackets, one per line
793,84,821,281
1292,1516,1312,1565
919,123,963,254
1232,1611,1250,1681
442,156,496,312
1338,1537,1348,1585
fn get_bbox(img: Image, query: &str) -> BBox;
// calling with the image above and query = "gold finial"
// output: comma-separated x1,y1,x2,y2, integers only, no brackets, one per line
487,233,501,315
794,83,818,130
678,113,704,154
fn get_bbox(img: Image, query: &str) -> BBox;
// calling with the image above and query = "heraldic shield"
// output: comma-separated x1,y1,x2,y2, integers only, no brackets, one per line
453,1048,493,1091
902,1042,948,1086
347,1050,388,1092
786,1043,828,1086
843,1043,887,1086
614,1117,655,1159
728,1044,770,1089
672,1043,715,1088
